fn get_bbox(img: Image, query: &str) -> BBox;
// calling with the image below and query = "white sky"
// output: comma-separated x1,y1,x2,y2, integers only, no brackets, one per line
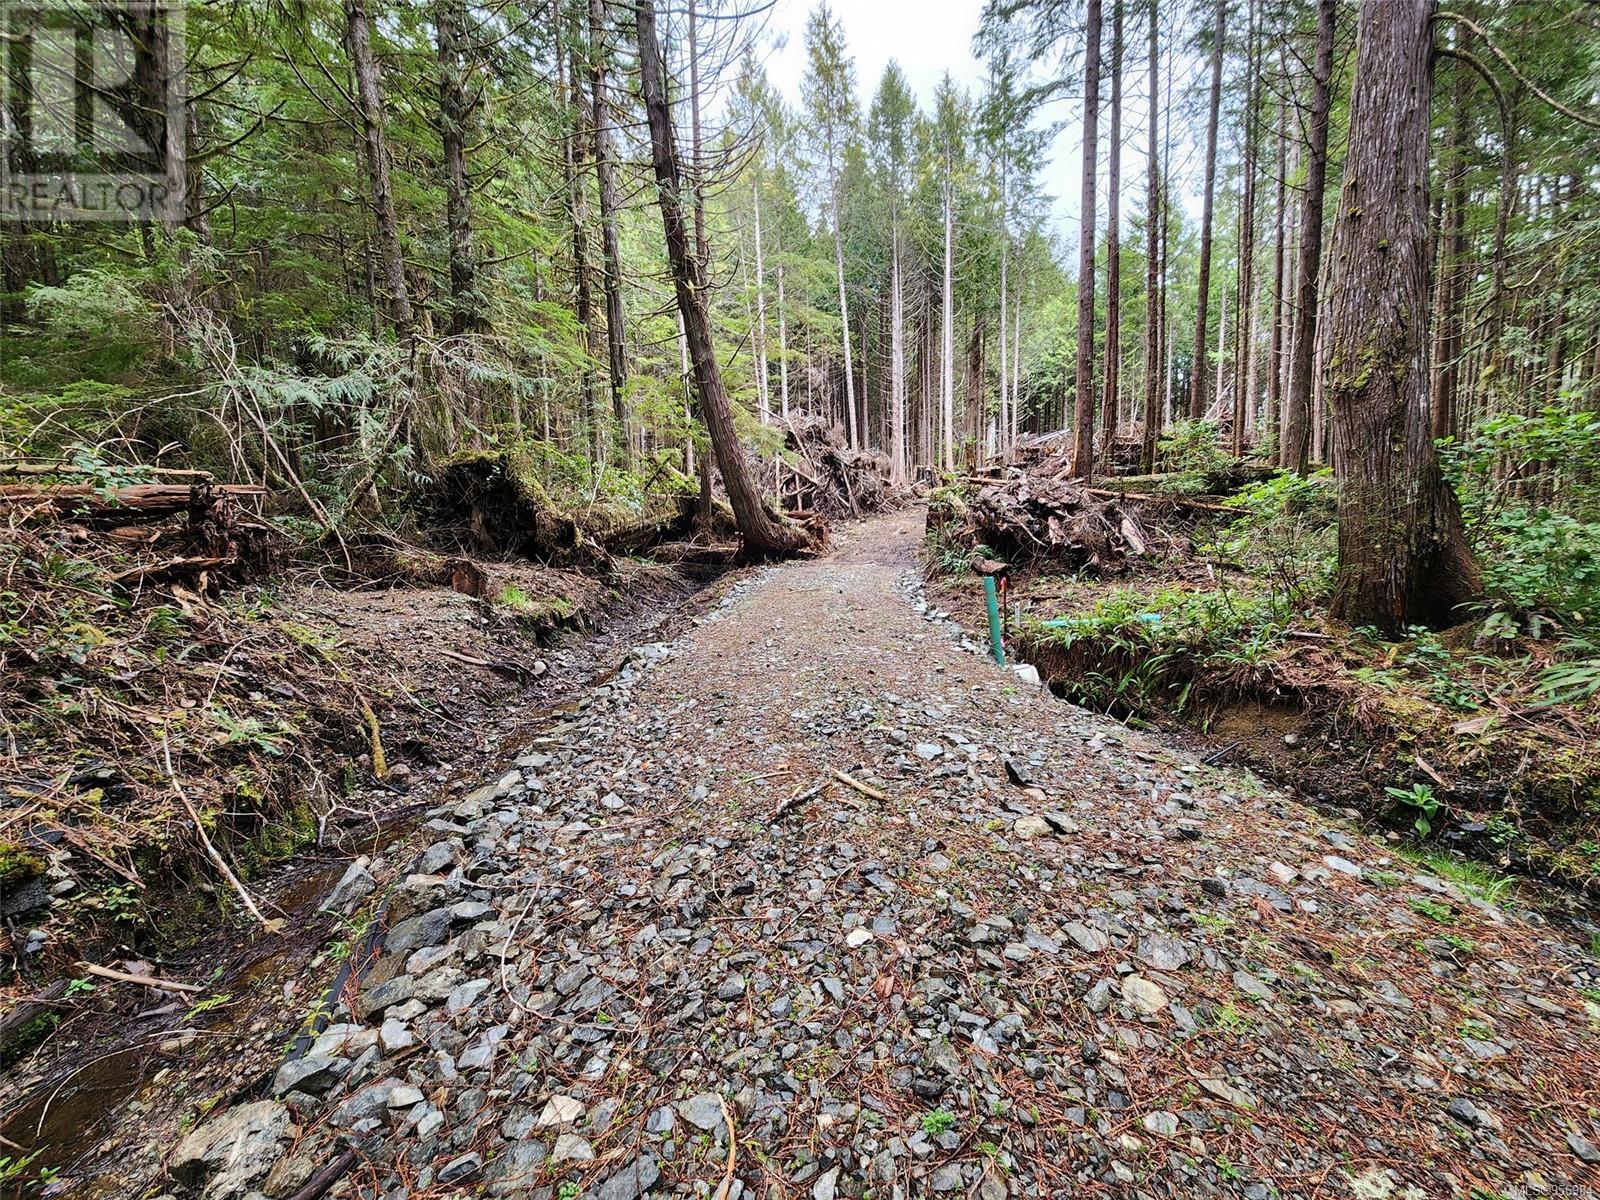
759,0,1087,239
753,0,1214,242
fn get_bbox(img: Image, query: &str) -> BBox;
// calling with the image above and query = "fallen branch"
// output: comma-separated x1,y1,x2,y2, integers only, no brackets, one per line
770,780,829,822
161,735,277,932
108,556,236,587
710,1096,737,1200
1082,486,1236,513
79,962,202,994
831,768,887,802
286,1148,359,1200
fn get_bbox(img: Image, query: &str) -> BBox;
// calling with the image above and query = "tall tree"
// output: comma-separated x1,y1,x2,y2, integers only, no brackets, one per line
1281,0,1334,473
869,62,915,482
588,0,631,456
1188,0,1225,420
634,0,808,556
1069,0,1102,478
435,0,480,335
1140,0,1161,472
802,4,861,447
344,0,412,344
1099,0,1123,470
1323,0,1478,633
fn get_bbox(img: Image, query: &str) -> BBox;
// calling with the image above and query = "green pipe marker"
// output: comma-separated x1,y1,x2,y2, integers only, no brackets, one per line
983,575,1006,665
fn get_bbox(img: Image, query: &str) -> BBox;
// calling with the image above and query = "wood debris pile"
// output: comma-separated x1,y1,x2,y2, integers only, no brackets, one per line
933,465,1195,573
1,466,283,595
781,418,903,517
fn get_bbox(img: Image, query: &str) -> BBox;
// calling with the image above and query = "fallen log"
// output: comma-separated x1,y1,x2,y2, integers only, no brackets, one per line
0,482,267,520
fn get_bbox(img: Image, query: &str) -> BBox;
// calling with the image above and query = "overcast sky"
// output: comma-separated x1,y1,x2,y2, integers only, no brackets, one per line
751,0,1208,241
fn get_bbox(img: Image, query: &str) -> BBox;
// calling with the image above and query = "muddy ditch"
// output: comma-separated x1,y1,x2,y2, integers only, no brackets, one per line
0,554,743,1198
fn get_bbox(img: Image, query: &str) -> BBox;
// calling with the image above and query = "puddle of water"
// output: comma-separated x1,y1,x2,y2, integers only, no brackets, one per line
0,1046,149,1200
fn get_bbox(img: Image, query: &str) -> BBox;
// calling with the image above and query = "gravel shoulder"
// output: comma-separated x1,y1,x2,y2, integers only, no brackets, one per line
158,509,1600,1199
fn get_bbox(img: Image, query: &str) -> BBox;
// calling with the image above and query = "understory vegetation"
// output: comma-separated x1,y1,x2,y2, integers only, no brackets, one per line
928,415,1600,889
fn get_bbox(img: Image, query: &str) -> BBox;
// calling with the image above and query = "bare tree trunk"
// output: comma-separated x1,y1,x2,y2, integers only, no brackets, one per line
1099,0,1123,472
1231,0,1259,456
1070,0,1103,478
1282,0,1335,473
836,213,859,448
1325,0,1478,634
1188,0,1225,420
560,9,600,461
753,181,771,423
1267,83,1288,451
1012,289,1023,445
1432,64,1469,442
589,0,631,458
344,0,412,343
436,0,480,336
998,169,1009,459
941,177,955,472
1140,0,1161,473
635,0,806,556
891,218,907,483
776,236,791,419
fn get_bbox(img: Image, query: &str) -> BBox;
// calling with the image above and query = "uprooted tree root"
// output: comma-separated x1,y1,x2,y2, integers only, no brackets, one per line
782,418,904,518
929,473,1191,574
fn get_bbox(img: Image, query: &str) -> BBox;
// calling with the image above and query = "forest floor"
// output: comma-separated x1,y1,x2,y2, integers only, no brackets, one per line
88,508,1600,1200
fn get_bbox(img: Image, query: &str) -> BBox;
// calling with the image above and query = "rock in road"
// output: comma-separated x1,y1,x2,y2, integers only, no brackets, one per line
172,511,1600,1199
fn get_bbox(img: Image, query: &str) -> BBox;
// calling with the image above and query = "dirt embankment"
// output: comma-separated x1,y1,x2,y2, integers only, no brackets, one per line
0,462,753,1188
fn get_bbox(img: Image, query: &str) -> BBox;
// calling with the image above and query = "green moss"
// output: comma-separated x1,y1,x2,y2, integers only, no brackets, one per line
0,841,45,888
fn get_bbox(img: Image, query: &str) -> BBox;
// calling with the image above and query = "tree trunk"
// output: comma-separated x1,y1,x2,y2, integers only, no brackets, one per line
776,235,791,419
635,0,807,557
1267,85,1288,450
560,10,600,461
1324,0,1478,635
891,218,907,483
1070,0,1103,478
1188,0,1225,420
1140,0,1162,473
753,181,771,423
435,0,480,336
836,214,859,448
998,169,1009,460
1282,0,1334,473
1231,0,1259,457
589,0,631,457
941,177,956,472
1099,0,1123,472
344,0,412,343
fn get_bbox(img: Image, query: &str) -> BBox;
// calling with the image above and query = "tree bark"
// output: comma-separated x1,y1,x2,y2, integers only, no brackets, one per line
589,0,631,457
344,0,412,343
1324,0,1479,635
435,0,480,336
560,8,600,461
1282,0,1334,473
1069,0,1103,478
753,181,771,423
1188,0,1225,420
1430,60,1468,442
891,218,907,483
1267,85,1288,450
941,175,956,472
635,0,807,557
1231,0,1259,457
1099,0,1123,472
1140,0,1161,473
